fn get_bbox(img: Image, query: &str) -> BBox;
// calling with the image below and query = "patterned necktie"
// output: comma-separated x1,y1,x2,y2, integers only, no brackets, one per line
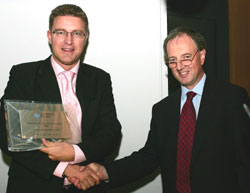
61,71,82,144
176,91,197,193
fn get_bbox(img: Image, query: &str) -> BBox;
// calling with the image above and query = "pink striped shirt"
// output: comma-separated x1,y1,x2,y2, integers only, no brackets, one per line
50,56,86,178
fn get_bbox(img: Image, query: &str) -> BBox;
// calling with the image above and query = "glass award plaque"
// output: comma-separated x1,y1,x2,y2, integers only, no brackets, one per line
4,100,71,151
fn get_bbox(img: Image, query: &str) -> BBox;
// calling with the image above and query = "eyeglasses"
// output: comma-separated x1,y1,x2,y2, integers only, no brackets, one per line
166,49,199,69
52,30,86,39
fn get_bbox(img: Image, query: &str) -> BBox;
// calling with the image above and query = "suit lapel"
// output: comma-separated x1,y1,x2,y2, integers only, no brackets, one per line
75,63,92,118
192,79,217,162
168,90,181,143
162,90,181,162
34,57,61,103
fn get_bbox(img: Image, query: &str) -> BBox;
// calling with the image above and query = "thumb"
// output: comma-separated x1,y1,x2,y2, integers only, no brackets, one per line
79,166,86,172
42,138,54,147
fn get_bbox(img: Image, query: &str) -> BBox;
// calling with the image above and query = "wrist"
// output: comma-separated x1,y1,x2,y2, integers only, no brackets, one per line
63,165,72,177
100,166,109,180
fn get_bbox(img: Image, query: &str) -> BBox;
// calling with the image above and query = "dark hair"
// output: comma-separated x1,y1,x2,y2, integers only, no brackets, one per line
163,26,207,60
49,4,89,33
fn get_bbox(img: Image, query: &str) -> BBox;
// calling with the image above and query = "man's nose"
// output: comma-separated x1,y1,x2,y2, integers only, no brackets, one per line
64,32,73,44
176,60,184,70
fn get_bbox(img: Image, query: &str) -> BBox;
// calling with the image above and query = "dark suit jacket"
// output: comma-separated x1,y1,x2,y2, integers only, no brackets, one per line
106,78,250,193
0,57,121,193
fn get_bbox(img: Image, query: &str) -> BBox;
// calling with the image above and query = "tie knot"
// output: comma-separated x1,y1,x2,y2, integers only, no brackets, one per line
186,91,196,101
63,71,75,82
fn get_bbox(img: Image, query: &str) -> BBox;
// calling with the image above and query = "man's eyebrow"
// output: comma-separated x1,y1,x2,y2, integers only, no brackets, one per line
168,53,191,59
168,56,177,59
182,52,192,56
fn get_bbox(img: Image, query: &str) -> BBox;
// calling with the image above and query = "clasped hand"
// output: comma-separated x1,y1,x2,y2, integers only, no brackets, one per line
64,164,100,191
40,138,75,161
40,139,108,191
67,163,109,191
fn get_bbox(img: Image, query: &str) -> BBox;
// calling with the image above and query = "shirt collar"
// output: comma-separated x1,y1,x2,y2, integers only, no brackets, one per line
181,73,206,100
51,56,80,77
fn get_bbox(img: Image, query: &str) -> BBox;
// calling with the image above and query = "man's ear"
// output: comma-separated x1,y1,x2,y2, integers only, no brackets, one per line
47,30,52,44
200,49,206,65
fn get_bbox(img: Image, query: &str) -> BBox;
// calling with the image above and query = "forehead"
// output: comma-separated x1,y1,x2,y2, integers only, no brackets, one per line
166,34,197,57
52,16,85,30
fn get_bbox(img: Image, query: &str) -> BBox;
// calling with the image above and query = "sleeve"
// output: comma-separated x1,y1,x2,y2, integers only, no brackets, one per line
104,105,160,188
53,144,86,178
232,87,250,193
76,73,122,162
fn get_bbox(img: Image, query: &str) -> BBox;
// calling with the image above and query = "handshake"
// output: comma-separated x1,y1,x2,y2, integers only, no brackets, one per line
64,163,109,191
39,139,110,191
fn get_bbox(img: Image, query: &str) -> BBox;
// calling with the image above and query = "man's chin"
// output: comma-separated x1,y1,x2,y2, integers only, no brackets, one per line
60,59,78,66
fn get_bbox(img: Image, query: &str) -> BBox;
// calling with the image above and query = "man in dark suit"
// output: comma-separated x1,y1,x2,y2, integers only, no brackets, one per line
0,4,121,193
74,27,250,193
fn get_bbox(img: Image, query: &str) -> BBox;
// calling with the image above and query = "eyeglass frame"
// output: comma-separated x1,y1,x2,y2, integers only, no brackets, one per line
166,49,199,69
51,29,87,39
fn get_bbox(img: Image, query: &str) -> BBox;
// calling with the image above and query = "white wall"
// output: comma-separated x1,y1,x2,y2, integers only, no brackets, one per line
0,0,168,192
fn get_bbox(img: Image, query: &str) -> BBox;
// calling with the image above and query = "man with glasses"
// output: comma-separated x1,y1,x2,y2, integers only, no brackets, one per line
0,4,121,193
72,26,250,193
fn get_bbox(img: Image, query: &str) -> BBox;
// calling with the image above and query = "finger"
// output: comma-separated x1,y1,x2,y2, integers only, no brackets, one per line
48,155,55,160
73,180,82,189
83,167,101,184
88,170,101,184
70,177,79,184
91,174,100,185
42,138,55,147
80,180,91,191
82,172,100,186
71,178,81,189
39,147,47,153
79,166,86,172
81,183,88,191
68,176,73,182
76,183,82,190
87,176,98,186
82,173,97,188
39,147,50,154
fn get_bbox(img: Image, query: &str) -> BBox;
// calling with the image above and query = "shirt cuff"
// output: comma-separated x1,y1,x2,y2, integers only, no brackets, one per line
53,145,86,178
70,144,86,164
53,162,69,178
